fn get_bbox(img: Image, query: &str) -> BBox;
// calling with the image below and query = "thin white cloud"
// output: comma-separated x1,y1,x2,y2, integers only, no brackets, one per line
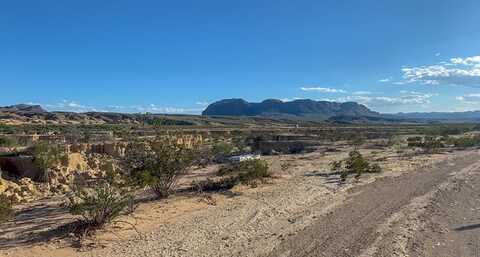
195,101,210,106
45,100,100,112
333,92,435,107
379,78,391,83
280,97,302,102
300,87,347,93
455,93,480,104
400,90,425,95
435,53,441,57
450,56,480,66
352,91,372,95
400,55,480,87
42,100,203,114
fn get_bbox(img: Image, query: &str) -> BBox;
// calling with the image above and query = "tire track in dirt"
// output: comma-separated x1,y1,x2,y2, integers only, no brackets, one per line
266,151,480,257
406,156,480,257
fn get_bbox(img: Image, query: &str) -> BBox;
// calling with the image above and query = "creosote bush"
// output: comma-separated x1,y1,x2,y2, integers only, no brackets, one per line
125,139,196,198
217,159,271,187
212,141,235,159
191,177,238,192
445,135,480,148
67,181,133,231
407,136,444,154
32,142,68,183
330,150,382,181
0,194,14,223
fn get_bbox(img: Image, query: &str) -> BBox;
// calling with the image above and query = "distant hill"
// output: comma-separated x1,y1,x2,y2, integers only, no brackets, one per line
0,104,47,114
202,99,380,120
4,102,480,125
0,103,315,126
389,111,480,122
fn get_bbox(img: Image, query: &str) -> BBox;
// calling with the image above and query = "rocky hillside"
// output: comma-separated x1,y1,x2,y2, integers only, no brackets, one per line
202,99,380,120
0,104,309,126
0,104,47,114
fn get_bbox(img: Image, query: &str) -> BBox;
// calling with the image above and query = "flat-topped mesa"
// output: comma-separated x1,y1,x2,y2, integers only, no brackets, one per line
202,98,379,120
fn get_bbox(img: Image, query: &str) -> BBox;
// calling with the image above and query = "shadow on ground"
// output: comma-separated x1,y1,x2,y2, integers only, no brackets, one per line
0,197,78,250
454,224,480,232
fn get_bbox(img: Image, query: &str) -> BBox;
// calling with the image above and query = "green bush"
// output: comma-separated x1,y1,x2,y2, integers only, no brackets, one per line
218,159,271,187
68,181,133,230
211,141,235,159
125,139,196,198
330,150,382,181
191,177,238,192
32,142,67,182
446,135,480,148
0,136,18,147
407,136,444,153
0,194,14,223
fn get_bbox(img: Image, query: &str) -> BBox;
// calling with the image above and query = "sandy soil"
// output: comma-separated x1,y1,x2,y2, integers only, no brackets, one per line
0,148,475,257
266,150,480,257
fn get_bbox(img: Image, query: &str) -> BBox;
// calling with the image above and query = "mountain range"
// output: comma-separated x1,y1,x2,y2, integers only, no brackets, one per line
2,100,480,125
202,99,480,123
202,99,380,120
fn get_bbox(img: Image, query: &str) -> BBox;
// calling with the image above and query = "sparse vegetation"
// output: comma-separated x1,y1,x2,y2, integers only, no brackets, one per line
218,159,271,187
0,194,14,223
407,136,444,154
67,181,133,232
445,135,480,148
32,142,68,182
192,177,238,192
330,150,382,181
125,139,196,198
0,136,19,147
211,141,235,161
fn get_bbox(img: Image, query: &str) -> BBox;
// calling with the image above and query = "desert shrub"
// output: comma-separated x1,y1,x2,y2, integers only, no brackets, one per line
191,177,238,192
387,135,405,148
67,181,133,230
349,134,366,147
236,159,270,185
145,118,194,126
287,142,307,154
446,135,480,148
344,150,370,178
125,139,196,198
0,136,18,147
0,194,14,223
419,124,473,137
422,136,444,153
407,136,444,154
407,136,423,147
330,150,382,181
232,137,250,153
218,159,270,187
211,141,235,160
32,142,68,183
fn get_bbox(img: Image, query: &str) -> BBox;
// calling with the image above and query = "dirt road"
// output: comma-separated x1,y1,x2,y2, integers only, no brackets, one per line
3,150,480,257
266,151,480,257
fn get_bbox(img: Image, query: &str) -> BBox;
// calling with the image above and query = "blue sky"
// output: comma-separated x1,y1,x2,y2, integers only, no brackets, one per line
1,0,480,114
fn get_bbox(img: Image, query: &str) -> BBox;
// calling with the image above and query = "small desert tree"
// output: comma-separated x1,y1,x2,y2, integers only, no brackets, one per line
125,139,196,198
211,141,235,161
33,142,67,183
330,150,382,181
